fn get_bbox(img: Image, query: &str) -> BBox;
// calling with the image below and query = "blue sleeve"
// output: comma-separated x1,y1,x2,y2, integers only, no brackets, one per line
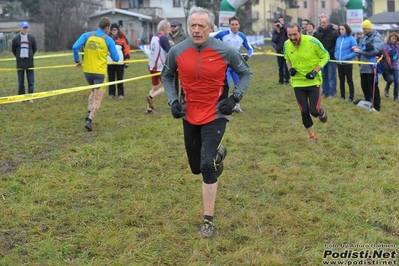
212,30,228,40
72,32,90,62
334,38,340,61
160,36,171,53
106,36,120,62
346,37,359,60
239,33,253,56
212,32,223,40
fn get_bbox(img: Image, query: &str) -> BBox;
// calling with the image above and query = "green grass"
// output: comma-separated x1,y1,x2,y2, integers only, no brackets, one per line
0,48,398,265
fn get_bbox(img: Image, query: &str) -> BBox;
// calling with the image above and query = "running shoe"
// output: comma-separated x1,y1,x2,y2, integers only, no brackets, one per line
146,95,154,109
319,109,327,123
144,109,155,114
85,120,93,131
308,135,317,142
198,219,215,238
232,105,245,113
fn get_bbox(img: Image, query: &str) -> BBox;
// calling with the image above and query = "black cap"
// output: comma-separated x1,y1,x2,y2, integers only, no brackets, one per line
170,20,180,27
110,23,119,31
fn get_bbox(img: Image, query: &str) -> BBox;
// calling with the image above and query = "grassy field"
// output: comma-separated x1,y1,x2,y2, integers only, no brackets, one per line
0,47,398,265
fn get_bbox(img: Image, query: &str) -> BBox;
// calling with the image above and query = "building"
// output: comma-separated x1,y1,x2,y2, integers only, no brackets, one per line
252,0,292,35
373,0,399,13
87,8,152,45
296,0,341,25
88,0,186,44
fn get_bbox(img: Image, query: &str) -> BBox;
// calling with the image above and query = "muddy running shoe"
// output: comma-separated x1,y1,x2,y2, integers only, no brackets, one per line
216,145,227,177
146,95,154,109
85,120,93,132
308,135,317,142
198,219,215,238
144,109,155,114
319,109,327,123
232,105,245,113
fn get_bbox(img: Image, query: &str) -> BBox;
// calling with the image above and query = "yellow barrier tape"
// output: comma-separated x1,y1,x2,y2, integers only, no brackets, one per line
262,50,380,65
0,53,77,62
0,73,160,104
0,59,149,72
0,49,151,62
0,48,381,72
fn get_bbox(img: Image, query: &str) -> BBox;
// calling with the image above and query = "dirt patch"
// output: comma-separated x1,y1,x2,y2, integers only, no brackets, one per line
0,159,19,175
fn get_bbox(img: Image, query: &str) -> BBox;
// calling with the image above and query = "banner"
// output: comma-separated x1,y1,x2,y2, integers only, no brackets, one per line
218,0,249,30
338,0,364,32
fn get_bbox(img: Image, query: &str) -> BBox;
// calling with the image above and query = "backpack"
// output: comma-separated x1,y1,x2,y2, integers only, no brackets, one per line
381,47,392,67
378,54,393,82
376,46,394,82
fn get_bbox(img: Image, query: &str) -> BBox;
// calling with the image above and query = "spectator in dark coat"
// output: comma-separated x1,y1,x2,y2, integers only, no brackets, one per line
306,22,316,36
272,20,290,84
314,17,339,97
168,20,189,95
168,20,188,46
12,21,37,100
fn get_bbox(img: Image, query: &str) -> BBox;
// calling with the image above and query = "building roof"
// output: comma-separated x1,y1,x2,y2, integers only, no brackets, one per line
87,8,152,21
368,12,399,24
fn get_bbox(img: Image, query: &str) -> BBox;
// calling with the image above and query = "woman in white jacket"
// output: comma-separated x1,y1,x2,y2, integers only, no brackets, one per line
107,23,130,99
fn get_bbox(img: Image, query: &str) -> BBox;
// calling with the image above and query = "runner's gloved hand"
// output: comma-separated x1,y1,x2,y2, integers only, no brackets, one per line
289,68,297,76
242,54,249,61
306,70,318,79
218,95,237,115
124,64,129,69
171,100,184,118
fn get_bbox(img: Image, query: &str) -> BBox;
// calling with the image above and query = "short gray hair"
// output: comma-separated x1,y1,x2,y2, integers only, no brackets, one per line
157,19,170,32
187,6,215,29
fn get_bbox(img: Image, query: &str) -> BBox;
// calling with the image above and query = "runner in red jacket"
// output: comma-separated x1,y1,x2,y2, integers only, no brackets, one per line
161,6,252,238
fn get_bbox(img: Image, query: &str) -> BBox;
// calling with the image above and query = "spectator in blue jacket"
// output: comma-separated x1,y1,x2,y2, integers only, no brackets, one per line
272,20,289,84
334,23,358,102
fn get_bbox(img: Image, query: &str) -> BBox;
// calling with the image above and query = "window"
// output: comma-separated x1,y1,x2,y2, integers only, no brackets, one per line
304,1,307,8
129,0,143,8
173,0,180,7
321,1,325,8
387,0,395,12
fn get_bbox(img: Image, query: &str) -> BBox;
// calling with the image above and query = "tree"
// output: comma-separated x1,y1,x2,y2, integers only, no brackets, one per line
20,0,87,51
330,8,346,26
20,0,41,20
2,3,23,19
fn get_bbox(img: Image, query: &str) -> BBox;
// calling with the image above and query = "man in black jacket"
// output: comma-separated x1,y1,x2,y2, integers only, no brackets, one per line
314,17,338,98
12,21,37,101
272,20,290,84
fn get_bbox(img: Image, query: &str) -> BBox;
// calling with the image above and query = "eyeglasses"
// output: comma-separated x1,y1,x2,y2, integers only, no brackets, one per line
171,25,178,28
